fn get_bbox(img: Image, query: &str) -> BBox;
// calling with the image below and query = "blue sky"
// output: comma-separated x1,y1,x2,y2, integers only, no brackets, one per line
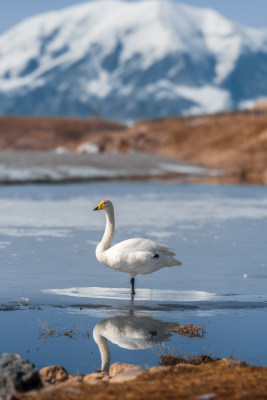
0,0,267,34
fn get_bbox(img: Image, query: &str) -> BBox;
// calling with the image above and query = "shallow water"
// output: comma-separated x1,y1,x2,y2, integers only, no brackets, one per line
0,182,266,373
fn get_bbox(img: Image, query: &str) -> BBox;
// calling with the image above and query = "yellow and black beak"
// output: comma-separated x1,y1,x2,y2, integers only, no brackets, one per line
93,201,104,211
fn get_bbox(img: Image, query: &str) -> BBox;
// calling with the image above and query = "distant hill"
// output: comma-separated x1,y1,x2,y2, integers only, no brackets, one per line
1,110,267,185
1,0,267,120
91,111,267,185
0,117,125,151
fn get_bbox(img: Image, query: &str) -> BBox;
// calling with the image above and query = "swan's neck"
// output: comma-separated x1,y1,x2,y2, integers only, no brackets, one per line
95,335,111,373
98,206,115,251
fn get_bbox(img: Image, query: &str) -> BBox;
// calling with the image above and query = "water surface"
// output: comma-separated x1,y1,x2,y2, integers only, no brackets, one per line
0,182,266,373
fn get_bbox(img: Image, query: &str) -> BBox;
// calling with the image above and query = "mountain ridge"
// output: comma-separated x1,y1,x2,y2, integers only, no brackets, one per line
0,0,267,120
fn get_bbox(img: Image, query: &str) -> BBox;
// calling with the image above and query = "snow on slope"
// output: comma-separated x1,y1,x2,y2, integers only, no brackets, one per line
0,0,240,86
0,0,267,119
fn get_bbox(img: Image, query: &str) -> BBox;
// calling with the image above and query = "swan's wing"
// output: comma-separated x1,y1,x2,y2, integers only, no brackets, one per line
105,238,181,275
111,238,176,256
105,248,155,271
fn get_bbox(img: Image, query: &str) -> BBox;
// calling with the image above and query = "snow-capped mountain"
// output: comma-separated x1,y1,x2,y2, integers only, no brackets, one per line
0,0,267,120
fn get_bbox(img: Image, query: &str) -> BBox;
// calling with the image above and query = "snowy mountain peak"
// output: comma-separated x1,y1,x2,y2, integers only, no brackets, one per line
0,0,267,120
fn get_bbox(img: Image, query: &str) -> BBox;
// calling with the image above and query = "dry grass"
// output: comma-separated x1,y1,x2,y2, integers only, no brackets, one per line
19,361,267,400
170,324,206,338
40,321,90,339
96,111,267,184
159,353,219,366
40,321,54,337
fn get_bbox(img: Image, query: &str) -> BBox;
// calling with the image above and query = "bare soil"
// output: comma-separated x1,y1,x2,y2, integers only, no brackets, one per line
94,111,267,185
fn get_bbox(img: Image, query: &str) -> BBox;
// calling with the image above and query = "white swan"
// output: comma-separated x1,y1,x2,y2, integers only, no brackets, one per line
93,313,178,373
93,199,182,295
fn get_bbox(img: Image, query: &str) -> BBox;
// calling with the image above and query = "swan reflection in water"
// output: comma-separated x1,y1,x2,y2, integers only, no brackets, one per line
93,305,179,373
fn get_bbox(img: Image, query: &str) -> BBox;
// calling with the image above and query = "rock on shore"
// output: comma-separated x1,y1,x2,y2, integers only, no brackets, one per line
0,353,42,398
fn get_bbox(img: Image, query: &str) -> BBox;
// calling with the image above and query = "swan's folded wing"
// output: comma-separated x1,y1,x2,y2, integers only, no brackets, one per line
105,245,181,275
106,248,153,270
111,238,176,256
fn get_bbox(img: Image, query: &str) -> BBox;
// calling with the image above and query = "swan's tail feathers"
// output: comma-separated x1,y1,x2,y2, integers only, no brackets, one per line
160,252,182,268
165,256,182,268
174,259,182,267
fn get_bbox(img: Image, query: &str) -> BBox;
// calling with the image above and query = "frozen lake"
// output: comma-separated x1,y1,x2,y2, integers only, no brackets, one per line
0,182,267,374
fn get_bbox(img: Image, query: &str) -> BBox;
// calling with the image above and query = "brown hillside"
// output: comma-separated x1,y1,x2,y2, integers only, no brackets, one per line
94,111,267,184
0,111,267,184
0,117,125,151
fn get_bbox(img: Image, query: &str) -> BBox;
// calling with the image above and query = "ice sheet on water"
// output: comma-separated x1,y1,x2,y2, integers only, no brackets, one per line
43,287,267,305
0,166,133,182
0,241,11,249
0,228,72,237
0,187,267,234
86,240,100,246
43,287,212,301
160,162,214,176
0,182,266,305
243,274,267,280
0,183,266,374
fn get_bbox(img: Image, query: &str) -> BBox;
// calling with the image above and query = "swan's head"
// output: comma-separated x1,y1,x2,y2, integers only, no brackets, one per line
93,199,113,211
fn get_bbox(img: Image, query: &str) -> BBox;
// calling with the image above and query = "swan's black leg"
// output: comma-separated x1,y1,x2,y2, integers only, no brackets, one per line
131,277,136,296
